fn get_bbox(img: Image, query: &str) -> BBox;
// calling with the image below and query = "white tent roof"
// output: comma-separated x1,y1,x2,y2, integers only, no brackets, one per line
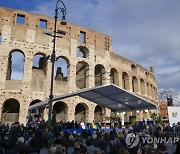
28,84,157,111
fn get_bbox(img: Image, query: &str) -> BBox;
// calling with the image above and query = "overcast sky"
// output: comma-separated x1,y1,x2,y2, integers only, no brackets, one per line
0,0,180,104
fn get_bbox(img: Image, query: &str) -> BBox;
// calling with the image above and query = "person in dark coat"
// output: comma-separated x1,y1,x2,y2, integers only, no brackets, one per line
25,135,39,153
110,138,122,154
99,133,112,153
6,122,20,150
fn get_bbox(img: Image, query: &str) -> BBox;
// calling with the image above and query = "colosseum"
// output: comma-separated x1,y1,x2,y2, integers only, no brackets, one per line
0,7,158,125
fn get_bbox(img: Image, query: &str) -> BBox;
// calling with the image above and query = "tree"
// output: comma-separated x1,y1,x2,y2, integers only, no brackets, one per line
129,115,136,125
157,115,164,125
151,112,157,123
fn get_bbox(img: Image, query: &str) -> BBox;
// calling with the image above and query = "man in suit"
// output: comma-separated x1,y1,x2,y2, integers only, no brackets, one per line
6,121,20,150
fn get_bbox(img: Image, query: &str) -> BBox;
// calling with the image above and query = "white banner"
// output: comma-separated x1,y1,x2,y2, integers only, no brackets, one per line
168,107,180,126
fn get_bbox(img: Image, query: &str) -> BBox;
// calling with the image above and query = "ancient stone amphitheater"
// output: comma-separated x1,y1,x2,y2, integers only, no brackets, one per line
0,7,158,124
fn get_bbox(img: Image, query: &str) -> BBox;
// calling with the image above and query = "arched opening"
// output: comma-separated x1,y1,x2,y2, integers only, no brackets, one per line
76,46,89,58
55,57,69,81
131,64,137,72
53,101,68,122
94,105,103,122
1,98,20,124
122,72,129,90
132,76,138,93
32,53,47,91
76,61,89,89
29,100,44,119
95,64,106,86
32,53,47,73
75,103,88,122
140,79,146,95
110,68,119,86
6,50,25,80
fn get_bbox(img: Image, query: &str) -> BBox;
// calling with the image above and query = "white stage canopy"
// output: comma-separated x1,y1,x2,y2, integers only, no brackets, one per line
28,84,157,111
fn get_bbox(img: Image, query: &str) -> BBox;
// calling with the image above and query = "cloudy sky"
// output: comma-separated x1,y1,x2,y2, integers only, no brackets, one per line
0,0,180,104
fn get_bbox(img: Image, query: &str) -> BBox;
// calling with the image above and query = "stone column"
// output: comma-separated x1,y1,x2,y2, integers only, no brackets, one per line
136,80,141,94
127,78,133,92
118,72,123,88
18,103,27,124
23,56,33,81
88,103,96,123
146,83,150,97
105,69,111,85
87,67,95,88
144,82,148,96
149,85,152,98
68,64,76,92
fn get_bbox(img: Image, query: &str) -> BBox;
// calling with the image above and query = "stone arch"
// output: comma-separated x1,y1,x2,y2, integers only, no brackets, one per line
132,76,138,92
131,64,137,72
32,53,47,74
55,56,69,81
122,72,129,90
76,46,89,58
29,99,44,118
110,68,119,86
6,49,25,80
95,64,106,86
31,53,47,91
53,101,68,122
1,98,20,124
75,103,89,122
94,105,103,122
29,99,42,107
140,79,146,95
76,61,89,89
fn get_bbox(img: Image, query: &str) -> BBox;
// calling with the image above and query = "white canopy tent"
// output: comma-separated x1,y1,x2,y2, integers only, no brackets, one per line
28,84,158,112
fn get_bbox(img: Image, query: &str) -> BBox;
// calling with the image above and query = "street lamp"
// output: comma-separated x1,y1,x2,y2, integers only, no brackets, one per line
44,0,67,126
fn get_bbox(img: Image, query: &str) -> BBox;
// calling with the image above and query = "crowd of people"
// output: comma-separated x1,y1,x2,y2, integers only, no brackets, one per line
0,118,180,154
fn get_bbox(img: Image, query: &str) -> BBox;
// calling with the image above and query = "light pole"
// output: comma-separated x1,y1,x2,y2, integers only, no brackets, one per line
45,0,67,126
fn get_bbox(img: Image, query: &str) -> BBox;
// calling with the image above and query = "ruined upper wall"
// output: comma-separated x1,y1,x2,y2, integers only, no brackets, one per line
0,7,112,55
0,6,157,88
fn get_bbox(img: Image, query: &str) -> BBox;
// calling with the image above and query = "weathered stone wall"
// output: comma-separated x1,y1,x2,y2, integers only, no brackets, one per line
0,7,158,124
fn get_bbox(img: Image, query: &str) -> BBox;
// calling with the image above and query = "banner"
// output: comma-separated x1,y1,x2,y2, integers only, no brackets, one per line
168,107,180,126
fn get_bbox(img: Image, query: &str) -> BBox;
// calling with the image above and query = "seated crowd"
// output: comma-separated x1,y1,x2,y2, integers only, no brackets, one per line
0,118,180,154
